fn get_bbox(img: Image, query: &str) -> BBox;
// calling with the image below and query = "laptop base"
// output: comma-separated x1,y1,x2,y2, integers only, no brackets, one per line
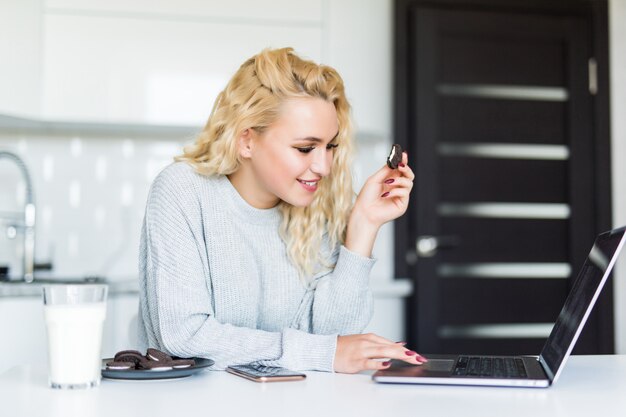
373,354,550,388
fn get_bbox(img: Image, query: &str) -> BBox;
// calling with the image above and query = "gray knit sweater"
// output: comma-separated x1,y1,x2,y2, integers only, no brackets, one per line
137,162,376,371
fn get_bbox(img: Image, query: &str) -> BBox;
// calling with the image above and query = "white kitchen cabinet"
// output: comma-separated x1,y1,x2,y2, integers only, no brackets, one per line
101,293,140,358
365,297,406,343
0,0,43,119
0,292,139,374
1,0,393,139
41,3,323,126
327,0,392,135
0,297,48,373
45,0,323,22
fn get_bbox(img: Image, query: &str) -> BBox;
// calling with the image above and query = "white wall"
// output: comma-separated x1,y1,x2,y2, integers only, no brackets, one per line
610,0,626,354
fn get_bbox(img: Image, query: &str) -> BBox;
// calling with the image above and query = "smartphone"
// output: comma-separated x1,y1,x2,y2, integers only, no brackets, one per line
225,364,306,382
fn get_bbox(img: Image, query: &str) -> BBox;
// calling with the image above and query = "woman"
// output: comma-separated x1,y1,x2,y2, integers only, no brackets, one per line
138,47,426,373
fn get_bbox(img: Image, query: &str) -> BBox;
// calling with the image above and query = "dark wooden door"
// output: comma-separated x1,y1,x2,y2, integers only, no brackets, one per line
395,1,613,355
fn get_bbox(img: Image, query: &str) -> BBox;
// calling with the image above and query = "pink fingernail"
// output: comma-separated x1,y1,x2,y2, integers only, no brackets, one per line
381,192,390,198
399,163,406,168
382,361,391,367
418,355,429,362
405,351,416,356
384,178,395,184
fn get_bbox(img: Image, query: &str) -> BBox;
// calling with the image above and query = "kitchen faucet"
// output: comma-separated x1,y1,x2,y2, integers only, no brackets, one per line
0,151,35,283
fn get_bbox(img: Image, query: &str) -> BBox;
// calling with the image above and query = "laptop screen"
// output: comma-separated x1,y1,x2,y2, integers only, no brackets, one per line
539,227,626,381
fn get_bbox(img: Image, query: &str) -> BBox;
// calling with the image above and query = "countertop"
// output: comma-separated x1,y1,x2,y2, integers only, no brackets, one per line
0,355,624,417
0,277,413,298
0,278,139,298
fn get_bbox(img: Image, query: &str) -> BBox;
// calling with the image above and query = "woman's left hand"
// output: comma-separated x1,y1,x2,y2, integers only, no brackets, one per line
344,151,413,258
352,151,414,229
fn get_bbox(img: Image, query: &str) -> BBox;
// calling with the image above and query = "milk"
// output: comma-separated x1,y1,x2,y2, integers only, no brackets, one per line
44,302,106,388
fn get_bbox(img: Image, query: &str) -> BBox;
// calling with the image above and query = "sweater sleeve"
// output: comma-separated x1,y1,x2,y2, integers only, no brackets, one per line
295,245,376,336
139,170,337,371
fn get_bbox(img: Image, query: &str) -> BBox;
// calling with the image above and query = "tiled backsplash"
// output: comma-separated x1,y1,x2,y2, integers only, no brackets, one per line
0,133,188,280
0,132,394,282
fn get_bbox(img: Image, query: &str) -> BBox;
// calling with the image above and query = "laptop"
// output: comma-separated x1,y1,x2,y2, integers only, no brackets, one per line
373,226,626,388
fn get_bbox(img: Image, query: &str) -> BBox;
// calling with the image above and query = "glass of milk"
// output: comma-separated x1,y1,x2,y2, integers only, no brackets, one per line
43,284,108,389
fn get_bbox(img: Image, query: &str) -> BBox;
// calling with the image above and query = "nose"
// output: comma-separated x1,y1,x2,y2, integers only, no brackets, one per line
310,148,332,177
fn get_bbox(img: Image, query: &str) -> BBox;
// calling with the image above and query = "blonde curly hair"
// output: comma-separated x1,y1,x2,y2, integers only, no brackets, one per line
177,47,355,279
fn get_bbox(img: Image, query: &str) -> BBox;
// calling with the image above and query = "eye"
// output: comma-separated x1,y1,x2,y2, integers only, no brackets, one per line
296,147,315,154
326,143,338,151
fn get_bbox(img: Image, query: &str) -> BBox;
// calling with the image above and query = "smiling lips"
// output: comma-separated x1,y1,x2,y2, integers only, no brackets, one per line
297,178,320,192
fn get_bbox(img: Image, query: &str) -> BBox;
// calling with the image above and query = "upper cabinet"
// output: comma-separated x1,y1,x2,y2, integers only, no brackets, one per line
0,0,43,119
1,0,391,136
41,0,323,127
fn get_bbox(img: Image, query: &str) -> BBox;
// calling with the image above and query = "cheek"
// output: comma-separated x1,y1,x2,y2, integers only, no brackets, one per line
269,150,306,177
255,149,304,183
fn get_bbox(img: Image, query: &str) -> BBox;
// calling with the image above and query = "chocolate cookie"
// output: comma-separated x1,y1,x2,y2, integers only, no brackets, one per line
114,350,145,367
146,348,172,362
136,360,173,371
105,361,135,370
387,144,403,169
170,359,196,369
111,348,194,372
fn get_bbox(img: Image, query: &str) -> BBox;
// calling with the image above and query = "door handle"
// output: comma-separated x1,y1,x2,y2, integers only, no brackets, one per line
415,235,460,258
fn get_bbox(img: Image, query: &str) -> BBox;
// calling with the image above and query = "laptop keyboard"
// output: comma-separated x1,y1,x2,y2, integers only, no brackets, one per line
453,356,528,378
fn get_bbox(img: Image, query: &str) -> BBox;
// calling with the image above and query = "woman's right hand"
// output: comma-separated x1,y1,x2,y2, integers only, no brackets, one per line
334,333,428,374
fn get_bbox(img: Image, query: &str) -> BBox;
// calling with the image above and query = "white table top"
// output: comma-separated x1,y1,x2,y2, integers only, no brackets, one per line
1,355,625,417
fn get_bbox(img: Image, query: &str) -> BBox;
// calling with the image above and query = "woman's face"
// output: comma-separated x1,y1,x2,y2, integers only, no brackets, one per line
237,97,339,209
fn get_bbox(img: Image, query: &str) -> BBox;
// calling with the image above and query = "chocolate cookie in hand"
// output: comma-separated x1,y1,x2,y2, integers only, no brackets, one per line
387,144,403,169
